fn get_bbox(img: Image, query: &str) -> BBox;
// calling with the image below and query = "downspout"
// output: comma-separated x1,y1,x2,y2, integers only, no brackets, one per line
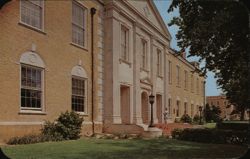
91,7,96,135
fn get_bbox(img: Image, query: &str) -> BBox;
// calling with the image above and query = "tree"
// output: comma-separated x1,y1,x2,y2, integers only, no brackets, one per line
168,0,250,120
204,103,221,122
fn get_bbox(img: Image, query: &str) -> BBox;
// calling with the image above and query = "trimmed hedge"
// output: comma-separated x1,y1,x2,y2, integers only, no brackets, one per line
217,121,249,131
171,128,247,145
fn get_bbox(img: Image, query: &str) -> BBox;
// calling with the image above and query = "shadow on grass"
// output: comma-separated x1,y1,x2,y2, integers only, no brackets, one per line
0,148,10,159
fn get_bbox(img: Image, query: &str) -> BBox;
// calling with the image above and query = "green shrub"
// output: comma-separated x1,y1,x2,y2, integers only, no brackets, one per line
171,128,247,145
7,134,42,145
8,111,83,145
42,111,84,140
180,114,192,123
217,121,248,131
171,128,184,139
193,114,204,124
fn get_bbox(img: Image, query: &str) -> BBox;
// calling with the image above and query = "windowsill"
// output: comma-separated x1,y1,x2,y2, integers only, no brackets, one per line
70,42,88,51
76,112,88,116
176,85,181,88
19,110,47,115
119,59,131,67
140,68,149,73
18,22,46,35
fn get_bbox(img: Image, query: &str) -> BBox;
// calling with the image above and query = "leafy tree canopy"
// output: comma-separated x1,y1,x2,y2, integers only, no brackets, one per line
168,0,250,120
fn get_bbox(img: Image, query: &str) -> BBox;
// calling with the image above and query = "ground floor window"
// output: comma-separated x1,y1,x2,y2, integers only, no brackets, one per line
21,65,42,110
176,100,180,117
72,77,86,112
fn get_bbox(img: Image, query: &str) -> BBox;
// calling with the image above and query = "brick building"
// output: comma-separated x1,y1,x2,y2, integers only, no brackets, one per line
206,96,234,120
0,0,205,142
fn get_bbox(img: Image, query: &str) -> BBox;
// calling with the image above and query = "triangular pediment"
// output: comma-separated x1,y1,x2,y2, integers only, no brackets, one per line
126,0,171,39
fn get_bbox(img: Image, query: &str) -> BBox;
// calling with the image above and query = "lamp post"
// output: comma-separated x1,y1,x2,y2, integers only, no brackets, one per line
149,93,155,127
199,106,203,125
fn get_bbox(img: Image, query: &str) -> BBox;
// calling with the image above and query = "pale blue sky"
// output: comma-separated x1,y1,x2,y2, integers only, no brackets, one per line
154,0,221,96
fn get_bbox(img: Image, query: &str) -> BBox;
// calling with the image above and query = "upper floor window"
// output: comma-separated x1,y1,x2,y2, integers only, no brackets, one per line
20,0,44,30
168,61,172,84
72,1,86,47
176,65,180,86
141,39,147,70
191,74,194,92
121,26,129,61
157,49,162,76
184,70,188,90
196,78,199,95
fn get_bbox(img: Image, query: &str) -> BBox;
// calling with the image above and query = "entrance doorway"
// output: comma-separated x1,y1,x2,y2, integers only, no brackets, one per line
141,91,149,124
120,86,130,124
156,94,162,123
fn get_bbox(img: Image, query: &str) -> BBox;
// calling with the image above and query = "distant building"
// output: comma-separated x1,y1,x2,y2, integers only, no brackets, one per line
206,96,234,120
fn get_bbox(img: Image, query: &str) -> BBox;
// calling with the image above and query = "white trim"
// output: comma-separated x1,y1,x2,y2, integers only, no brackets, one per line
71,65,88,78
20,52,45,68
19,0,45,31
0,121,44,126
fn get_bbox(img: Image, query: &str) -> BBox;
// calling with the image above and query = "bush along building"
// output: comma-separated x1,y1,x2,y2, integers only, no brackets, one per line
0,0,205,142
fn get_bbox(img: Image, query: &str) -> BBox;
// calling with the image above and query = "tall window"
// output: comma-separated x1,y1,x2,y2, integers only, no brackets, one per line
184,70,188,90
157,49,162,76
141,40,147,69
168,98,172,117
21,65,42,110
72,77,86,112
176,66,180,86
72,1,86,47
176,100,180,117
184,102,187,114
121,26,129,61
196,78,199,95
20,0,44,29
168,61,172,84
191,74,194,92
191,104,194,117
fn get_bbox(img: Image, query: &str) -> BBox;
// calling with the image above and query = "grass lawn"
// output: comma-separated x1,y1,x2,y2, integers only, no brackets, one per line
1,138,247,159
203,123,217,129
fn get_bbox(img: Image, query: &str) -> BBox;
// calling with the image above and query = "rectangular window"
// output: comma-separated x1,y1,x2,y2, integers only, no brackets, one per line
121,26,129,61
157,49,162,76
20,0,44,29
72,77,86,112
184,102,187,114
184,70,188,90
72,1,86,47
176,100,180,117
168,98,172,117
191,104,194,117
21,65,42,110
141,40,147,69
176,65,180,86
196,78,199,95
168,61,172,84
191,74,194,92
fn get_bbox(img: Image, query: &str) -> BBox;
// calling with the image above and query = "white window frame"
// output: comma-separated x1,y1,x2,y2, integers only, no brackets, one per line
184,70,188,90
20,0,45,31
141,39,148,70
168,61,172,84
157,49,162,77
20,64,44,111
71,76,88,114
120,25,129,62
71,0,88,49
176,65,180,87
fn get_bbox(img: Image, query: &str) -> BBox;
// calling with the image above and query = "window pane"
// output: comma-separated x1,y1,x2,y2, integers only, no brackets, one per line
21,0,43,29
72,77,86,112
21,65,42,109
